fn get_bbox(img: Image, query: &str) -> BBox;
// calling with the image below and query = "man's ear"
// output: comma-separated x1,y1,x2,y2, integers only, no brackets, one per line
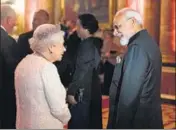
6,16,11,24
131,17,136,25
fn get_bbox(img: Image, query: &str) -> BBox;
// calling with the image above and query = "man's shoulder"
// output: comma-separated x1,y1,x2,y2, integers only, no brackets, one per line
1,27,8,37
68,31,81,41
19,30,33,39
78,38,95,54
135,30,156,45
1,32,15,43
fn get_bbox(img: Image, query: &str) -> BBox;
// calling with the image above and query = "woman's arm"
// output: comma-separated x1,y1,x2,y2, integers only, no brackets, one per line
41,63,71,125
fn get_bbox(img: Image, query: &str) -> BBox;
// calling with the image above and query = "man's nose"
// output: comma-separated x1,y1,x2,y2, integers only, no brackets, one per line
113,29,120,37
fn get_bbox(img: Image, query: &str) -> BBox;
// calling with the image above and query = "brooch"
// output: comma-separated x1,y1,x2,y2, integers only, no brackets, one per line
116,56,122,63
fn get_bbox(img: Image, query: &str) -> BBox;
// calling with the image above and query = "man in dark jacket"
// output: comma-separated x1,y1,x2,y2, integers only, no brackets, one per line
0,4,19,128
17,9,49,61
107,8,163,129
67,14,102,129
56,20,81,87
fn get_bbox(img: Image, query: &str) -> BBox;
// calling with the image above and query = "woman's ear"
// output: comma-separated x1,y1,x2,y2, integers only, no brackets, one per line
48,44,55,54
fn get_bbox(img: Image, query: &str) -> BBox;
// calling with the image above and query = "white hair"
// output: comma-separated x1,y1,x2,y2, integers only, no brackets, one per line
29,24,65,53
115,8,143,24
1,4,16,21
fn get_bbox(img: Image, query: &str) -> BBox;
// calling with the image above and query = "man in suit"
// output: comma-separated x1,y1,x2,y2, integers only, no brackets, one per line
0,4,19,128
107,8,163,129
17,9,49,61
67,14,102,129
56,20,81,87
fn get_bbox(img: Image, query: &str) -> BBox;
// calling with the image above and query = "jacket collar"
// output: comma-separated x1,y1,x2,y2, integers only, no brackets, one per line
128,29,147,46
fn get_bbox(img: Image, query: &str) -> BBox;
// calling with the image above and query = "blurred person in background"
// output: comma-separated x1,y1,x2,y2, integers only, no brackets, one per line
0,4,19,129
101,29,118,95
56,20,81,88
17,9,49,61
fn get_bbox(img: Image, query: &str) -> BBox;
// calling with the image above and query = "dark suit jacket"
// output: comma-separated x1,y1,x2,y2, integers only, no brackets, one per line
0,27,19,128
107,29,163,129
56,31,81,87
17,30,33,61
67,37,103,129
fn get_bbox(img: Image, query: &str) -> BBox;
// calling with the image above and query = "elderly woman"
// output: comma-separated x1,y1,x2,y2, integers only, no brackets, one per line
15,24,71,129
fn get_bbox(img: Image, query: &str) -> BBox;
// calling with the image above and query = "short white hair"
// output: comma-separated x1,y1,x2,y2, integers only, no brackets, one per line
29,24,65,53
1,4,16,21
115,8,143,24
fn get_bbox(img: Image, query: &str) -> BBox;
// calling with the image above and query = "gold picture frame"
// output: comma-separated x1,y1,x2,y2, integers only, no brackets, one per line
60,0,114,29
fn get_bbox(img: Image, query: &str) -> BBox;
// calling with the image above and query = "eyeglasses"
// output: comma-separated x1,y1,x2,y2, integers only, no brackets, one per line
113,18,133,30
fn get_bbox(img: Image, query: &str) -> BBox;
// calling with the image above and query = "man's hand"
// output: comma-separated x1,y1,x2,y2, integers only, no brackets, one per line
67,95,77,105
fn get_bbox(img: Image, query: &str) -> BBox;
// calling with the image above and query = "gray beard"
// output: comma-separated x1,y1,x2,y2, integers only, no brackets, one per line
120,37,129,46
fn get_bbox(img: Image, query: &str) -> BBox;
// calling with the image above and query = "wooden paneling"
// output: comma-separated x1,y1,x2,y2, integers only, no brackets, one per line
161,67,176,100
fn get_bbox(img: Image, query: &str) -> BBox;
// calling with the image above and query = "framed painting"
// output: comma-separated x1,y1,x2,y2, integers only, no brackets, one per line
61,0,114,29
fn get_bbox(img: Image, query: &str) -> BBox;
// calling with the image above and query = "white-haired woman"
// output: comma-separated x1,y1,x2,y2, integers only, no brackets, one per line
15,24,71,129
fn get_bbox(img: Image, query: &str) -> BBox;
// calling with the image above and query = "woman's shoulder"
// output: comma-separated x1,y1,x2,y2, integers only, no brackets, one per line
41,62,57,73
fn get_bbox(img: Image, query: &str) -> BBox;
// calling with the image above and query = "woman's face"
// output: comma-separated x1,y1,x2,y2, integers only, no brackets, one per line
49,42,66,62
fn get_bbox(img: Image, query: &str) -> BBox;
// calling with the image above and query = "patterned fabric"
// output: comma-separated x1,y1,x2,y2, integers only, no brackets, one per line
15,54,71,129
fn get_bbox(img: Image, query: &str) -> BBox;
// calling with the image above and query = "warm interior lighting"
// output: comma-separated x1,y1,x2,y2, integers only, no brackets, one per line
11,0,25,36
171,0,175,53
11,0,25,14
126,0,144,17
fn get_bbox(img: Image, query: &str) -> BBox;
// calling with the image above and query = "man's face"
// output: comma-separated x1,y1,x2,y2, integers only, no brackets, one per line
7,14,17,33
114,15,134,37
113,15,133,45
32,12,49,30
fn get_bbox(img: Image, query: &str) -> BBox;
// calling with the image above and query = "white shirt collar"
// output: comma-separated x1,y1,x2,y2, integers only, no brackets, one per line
1,25,6,32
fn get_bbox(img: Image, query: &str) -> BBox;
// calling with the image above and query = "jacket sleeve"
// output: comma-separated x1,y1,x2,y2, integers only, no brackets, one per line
0,53,3,90
17,35,27,60
41,63,71,125
67,44,94,96
2,36,19,74
116,45,149,128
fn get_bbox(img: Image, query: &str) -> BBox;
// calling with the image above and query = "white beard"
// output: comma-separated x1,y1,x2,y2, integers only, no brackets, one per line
120,37,129,46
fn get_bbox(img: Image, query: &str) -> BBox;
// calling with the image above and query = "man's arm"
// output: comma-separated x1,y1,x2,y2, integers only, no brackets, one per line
116,45,149,128
0,53,3,90
2,36,19,73
17,35,27,60
67,44,94,96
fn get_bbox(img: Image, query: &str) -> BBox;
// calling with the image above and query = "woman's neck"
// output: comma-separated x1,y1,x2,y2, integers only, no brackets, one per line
34,52,53,62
